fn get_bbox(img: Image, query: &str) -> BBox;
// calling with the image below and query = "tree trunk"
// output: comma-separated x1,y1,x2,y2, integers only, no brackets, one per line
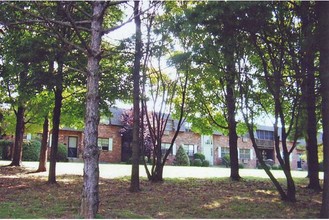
48,58,63,184
300,1,321,190
10,106,25,166
36,116,49,172
318,1,329,218
80,2,106,218
222,9,240,181
130,0,142,192
151,164,164,182
226,53,240,181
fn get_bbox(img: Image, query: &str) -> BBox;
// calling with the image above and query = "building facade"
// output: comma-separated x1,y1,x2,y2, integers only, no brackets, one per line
57,108,302,170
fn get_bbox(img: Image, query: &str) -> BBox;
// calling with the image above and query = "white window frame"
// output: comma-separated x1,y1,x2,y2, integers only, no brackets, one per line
98,137,113,151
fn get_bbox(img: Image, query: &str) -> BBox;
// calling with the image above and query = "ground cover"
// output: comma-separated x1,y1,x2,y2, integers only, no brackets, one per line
0,165,322,218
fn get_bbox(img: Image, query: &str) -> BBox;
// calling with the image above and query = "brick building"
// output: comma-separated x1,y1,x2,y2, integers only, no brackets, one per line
57,107,302,170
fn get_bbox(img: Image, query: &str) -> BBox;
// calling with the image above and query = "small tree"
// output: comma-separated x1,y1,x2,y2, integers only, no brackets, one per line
175,145,190,166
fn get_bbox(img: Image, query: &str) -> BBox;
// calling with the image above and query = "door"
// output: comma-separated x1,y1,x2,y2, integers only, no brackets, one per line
68,136,78,158
202,135,214,165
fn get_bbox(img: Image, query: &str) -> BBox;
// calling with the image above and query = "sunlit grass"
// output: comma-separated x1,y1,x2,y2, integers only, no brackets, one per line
0,165,323,219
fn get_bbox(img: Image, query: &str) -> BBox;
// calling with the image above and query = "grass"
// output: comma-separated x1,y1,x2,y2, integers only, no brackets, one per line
0,165,322,219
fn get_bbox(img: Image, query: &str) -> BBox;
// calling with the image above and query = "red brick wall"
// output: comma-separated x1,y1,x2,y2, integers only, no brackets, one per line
97,124,122,163
58,124,122,163
58,130,83,158
57,125,300,169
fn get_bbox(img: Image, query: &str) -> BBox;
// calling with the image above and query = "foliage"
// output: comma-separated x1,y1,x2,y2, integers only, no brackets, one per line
222,154,231,167
192,158,202,167
22,140,41,161
202,160,210,167
194,152,205,161
57,143,68,162
0,140,12,160
175,145,190,166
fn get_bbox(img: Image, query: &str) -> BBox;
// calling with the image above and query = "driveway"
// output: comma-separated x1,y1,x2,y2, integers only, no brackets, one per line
1,160,321,180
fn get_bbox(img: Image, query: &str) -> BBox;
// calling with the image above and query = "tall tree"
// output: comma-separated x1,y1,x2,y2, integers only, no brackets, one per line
243,2,303,202
130,0,142,192
318,1,329,218
295,1,321,190
80,2,108,217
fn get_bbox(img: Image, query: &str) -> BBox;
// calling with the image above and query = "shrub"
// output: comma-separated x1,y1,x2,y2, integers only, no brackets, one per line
22,140,41,161
238,163,244,169
192,158,202,167
57,143,68,162
175,145,190,166
202,160,210,167
0,140,13,160
194,153,205,161
222,154,230,167
126,156,146,165
319,162,324,172
271,164,282,170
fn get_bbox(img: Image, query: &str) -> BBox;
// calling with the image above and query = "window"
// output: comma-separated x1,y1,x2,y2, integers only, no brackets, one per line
161,143,172,155
98,138,113,151
183,144,194,156
239,149,251,160
256,130,274,140
185,122,192,132
203,135,213,145
221,147,230,158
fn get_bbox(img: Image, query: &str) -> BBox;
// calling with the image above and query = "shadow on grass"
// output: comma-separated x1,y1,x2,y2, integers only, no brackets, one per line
0,167,323,219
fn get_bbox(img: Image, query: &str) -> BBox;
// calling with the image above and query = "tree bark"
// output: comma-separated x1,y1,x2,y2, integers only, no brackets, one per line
36,116,49,172
10,106,25,166
222,8,240,181
130,0,142,192
80,2,106,218
318,1,329,218
48,59,63,184
300,1,321,190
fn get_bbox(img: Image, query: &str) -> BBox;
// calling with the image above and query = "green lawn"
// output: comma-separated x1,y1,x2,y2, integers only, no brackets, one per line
0,165,322,218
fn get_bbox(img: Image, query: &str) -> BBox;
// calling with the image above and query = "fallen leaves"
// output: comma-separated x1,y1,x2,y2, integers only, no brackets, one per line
0,165,323,219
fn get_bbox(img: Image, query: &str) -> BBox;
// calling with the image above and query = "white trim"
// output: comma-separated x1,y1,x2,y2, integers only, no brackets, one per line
250,148,253,160
194,144,198,154
173,143,176,155
108,138,113,151
218,146,221,158
49,134,52,147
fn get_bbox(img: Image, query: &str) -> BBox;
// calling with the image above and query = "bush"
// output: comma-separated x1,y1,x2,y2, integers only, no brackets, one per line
57,143,68,162
192,158,202,167
238,163,244,169
271,164,282,170
175,145,190,166
202,160,210,167
319,162,324,172
222,154,230,167
0,140,13,160
126,156,146,165
22,140,41,161
194,153,205,161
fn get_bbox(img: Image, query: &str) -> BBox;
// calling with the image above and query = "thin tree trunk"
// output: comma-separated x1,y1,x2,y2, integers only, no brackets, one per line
318,1,329,218
48,57,63,184
36,116,49,172
80,2,106,218
222,9,240,181
10,106,25,166
300,1,321,190
130,0,142,192
226,54,240,181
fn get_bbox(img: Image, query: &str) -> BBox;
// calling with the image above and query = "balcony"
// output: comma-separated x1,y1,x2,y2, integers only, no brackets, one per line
255,139,274,149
